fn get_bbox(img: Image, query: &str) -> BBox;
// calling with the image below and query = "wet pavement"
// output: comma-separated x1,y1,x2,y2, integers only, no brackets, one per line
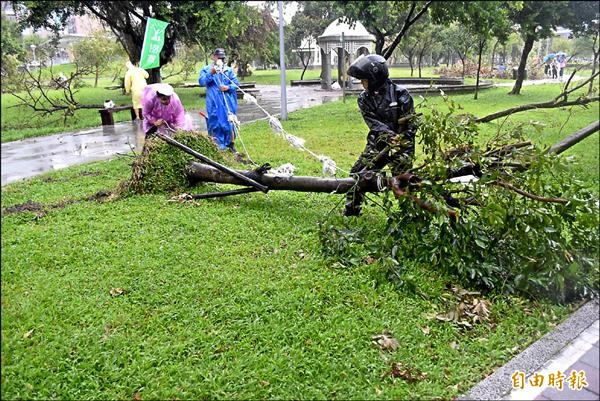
1,77,585,186
1,85,343,186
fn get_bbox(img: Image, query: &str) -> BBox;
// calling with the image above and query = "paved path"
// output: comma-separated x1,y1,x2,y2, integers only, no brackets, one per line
494,75,585,87
460,300,599,401
1,85,343,186
2,77,586,186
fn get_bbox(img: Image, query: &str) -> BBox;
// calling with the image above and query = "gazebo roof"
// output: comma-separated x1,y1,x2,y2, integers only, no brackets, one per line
318,18,375,42
317,18,375,55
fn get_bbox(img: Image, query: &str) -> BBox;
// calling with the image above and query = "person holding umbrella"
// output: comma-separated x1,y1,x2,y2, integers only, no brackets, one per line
557,52,567,81
543,53,556,78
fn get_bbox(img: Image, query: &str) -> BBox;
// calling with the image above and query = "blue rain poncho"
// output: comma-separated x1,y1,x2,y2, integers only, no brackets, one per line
199,64,240,150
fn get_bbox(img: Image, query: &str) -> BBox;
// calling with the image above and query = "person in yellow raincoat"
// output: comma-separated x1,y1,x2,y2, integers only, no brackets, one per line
124,61,149,120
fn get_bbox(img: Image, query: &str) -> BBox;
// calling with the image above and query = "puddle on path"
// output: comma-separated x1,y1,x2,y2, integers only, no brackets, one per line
1,85,343,186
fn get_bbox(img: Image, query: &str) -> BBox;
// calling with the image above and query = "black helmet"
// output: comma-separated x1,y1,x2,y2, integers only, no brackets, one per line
347,54,389,91
213,48,226,59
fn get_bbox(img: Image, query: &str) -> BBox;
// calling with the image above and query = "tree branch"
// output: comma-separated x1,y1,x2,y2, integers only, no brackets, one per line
546,120,600,155
490,180,570,204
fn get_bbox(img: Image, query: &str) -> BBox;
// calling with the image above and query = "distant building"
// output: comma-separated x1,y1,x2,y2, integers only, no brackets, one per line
2,1,105,66
553,26,573,39
293,36,337,69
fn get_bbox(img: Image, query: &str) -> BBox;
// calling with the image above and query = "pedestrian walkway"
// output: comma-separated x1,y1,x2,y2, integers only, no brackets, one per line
1,85,343,186
494,75,585,87
460,300,599,400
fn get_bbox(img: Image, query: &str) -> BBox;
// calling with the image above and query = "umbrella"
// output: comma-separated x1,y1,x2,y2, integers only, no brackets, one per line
543,53,556,63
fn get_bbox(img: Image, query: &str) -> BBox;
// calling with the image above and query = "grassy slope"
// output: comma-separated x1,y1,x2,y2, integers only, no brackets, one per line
1,83,598,400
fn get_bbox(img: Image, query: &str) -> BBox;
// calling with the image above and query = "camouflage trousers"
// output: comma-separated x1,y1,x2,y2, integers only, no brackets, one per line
345,130,415,213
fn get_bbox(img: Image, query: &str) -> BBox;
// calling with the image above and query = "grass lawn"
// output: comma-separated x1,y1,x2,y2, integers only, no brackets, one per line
1,66,438,143
1,80,598,399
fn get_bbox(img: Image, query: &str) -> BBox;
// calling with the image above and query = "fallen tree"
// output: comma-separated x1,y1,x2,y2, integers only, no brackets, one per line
122,87,599,303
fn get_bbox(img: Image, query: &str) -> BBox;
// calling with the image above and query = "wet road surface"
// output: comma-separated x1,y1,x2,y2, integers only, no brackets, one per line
1,85,343,186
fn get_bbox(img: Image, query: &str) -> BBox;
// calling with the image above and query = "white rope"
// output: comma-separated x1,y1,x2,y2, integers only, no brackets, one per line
216,71,347,176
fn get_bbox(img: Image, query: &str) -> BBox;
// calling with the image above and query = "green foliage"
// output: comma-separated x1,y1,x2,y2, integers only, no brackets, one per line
1,12,25,61
12,1,252,82
120,130,224,195
225,7,277,79
320,95,599,303
71,31,125,87
509,1,571,41
1,92,596,400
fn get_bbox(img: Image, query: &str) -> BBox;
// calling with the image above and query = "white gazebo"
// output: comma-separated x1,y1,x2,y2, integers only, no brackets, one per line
317,18,375,89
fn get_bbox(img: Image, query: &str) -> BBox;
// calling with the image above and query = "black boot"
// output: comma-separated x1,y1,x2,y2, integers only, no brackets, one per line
343,201,361,217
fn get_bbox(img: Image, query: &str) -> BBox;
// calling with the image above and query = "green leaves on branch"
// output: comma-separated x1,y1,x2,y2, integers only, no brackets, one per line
320,96,598,303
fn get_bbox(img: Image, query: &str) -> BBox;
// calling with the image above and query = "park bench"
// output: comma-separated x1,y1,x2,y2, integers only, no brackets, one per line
98,105,140,126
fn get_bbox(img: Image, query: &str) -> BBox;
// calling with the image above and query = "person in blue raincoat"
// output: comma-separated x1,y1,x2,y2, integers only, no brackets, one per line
199,48,240,151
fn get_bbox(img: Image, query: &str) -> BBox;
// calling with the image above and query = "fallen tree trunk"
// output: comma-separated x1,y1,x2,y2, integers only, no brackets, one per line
547,120,599,155
187,162,373,193
187,162,454,217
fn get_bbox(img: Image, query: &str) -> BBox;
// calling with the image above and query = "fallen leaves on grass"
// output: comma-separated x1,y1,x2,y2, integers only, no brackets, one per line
435,285,492,329
372,333,399,351
109,288,125,297
386,362,427,383
168,193,200,205
23,329,35,339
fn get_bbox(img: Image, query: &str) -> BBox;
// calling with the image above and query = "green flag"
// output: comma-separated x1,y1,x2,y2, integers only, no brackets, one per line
139,17,169,69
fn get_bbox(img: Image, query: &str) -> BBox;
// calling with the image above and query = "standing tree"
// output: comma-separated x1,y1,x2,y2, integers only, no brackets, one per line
11,1,249,83
453,1,512,99
412,19,440,78
444,24,477,79
508,1,571,95
565,0,600,95
225,6,277,80
1,11,25,86
287,1,340,79
71,31,124,87
336,1,434,58
398,34,419,77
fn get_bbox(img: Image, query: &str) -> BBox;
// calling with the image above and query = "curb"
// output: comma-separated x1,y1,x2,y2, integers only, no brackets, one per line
458,299,600,400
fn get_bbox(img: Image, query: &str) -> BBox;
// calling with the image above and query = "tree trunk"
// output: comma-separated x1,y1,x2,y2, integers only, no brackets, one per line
509,34,535,95
300,52,310,80
474,38,485,100
490,39,498,71
188,162,364,193
461,56,466,78
94,66,99,88
237,62,250,79
418,51,424,78
148,68,162,84
588,36,599,96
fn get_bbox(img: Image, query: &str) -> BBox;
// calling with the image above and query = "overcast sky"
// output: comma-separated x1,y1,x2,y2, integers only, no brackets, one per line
248,1,298,24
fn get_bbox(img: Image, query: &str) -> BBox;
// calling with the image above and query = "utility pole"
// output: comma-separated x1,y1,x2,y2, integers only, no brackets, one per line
341,32,346,103
278,1,288,120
